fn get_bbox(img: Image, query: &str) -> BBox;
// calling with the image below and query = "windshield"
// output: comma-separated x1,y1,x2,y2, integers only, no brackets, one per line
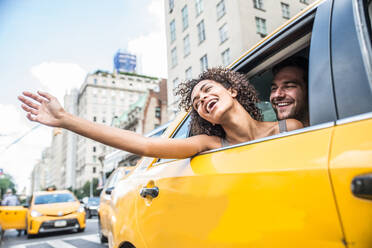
34,193,76,205
88,197,100,205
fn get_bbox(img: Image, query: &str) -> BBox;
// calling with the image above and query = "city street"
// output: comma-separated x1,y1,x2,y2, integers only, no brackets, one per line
1,217,106,248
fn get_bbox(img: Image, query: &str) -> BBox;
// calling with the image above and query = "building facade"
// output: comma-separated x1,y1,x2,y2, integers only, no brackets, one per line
75,70,161,188
62,89,79,190
31,147,51,192
164,0,314,117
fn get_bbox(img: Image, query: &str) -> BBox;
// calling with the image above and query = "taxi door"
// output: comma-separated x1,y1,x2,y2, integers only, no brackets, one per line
134,125,344,248
0,206,27,230
328,0,372,247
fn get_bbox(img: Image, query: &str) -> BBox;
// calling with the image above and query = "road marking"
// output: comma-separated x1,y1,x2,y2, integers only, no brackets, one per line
8,234,105,248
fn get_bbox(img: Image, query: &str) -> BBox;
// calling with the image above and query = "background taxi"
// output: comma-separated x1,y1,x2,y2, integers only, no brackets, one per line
26,189,85,238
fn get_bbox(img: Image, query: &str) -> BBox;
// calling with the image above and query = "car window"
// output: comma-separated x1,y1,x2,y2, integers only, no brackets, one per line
156,116,191,164
34,193,76,205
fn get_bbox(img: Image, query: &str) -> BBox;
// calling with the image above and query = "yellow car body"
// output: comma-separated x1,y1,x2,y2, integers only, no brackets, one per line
26,190,85,236
107,0,372,247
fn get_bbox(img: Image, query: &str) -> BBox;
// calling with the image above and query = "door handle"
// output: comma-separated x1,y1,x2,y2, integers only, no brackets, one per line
140,186,159,199
351,174,372,200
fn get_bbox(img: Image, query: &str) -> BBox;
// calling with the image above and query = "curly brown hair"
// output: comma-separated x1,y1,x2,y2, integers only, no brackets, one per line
176,67,262,138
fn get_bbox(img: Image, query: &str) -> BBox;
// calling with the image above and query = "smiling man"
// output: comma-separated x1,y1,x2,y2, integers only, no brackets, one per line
270,56,309,127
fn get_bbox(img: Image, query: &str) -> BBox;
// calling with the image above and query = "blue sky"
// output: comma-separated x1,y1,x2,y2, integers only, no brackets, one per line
0,0,167,192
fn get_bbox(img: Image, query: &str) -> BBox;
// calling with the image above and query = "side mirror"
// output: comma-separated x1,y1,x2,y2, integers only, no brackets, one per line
105,187,114,195
23,204,29,208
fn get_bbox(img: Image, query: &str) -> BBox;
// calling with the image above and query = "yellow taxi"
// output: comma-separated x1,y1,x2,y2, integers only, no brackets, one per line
26,189,85,238
107,0,372,247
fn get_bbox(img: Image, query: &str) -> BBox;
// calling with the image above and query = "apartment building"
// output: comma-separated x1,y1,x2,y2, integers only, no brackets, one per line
164,0,314,117
30,147,51,192
75,70,161,188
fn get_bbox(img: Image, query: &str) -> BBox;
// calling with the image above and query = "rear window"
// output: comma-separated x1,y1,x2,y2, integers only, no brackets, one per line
34,193,76,205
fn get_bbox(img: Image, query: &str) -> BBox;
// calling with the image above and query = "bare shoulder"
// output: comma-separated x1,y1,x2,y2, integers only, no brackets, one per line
286,119,304,131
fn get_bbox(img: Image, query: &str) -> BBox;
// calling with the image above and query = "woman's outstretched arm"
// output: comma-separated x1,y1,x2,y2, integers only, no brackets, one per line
18,91,220,159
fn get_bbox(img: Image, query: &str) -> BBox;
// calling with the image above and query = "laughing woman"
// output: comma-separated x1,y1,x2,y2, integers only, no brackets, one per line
18,67,302,159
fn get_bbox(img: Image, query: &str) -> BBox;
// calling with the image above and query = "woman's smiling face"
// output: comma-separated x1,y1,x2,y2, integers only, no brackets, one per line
191,80,237,124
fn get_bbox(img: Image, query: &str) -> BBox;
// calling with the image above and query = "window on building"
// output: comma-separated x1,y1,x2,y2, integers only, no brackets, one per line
183,35,191,56
255,17,267,37
182,5,189,30
216,0,226,19
93,116,97,122
281,3,290,19
197,20,206,43
102,117,106,123
200,54,208,72
221,48,231,66
169,0,174,12
253,0,264,10
299,0,308,4
93,146,96,152
185,67,192,80
93,78,97,84
173,77,180,89
171,47,178,67
170,19,176,42
195,0,203,16
219,23,228,43
112,80,115,84
155,107,161,118
93,166,96,173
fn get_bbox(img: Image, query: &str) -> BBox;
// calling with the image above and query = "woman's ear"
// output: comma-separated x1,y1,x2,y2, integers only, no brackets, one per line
228,88,238,98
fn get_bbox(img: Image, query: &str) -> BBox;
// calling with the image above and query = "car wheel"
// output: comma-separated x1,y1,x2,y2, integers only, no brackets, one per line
98,218,108,243
86,210,91,219
77,227,85,232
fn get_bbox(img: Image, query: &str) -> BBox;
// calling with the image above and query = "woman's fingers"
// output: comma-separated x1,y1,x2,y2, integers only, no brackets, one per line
21,104,38,116
37,91,52,101
18,96,40,110
26,113,37,122
23,91,48,103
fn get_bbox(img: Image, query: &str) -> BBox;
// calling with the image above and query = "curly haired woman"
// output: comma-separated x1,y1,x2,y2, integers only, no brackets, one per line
18,67,302,159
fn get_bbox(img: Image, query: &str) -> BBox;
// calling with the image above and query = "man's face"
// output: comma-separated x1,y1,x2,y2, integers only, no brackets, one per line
270,66,307,121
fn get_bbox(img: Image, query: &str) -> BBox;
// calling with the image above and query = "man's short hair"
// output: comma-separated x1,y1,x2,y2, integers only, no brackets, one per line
272,56,308,83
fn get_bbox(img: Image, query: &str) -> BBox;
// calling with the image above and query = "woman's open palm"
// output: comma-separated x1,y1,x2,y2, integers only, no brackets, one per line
18,91,65,127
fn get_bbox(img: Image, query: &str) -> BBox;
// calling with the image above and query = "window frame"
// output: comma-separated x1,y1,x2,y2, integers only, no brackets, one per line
255,17,267,37
216,0,226,20
200,54,208,72
219,23,228,44
170,19,176,43
197,20,206,43
182,5,189,30
183,34,191,57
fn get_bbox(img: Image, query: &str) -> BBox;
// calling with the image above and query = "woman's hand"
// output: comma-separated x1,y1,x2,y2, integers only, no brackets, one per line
18,91,66,127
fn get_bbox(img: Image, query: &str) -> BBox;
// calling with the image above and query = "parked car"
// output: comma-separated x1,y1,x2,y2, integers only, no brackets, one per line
84,197,100,219
107,0,372,247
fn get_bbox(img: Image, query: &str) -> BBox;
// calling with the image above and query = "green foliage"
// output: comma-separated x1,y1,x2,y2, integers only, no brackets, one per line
0,173,16,199
72,178,100,200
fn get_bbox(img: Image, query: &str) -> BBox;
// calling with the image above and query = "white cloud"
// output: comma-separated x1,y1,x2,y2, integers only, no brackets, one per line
128,0,167,78
30,62,87,103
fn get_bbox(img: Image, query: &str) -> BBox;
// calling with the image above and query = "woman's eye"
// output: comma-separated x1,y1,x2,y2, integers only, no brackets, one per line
205,86,212,92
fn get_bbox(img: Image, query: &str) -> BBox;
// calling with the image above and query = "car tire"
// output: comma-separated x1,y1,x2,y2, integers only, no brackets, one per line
78,227,85,232
86,211,91,219
98,219,108,243
27,233,36,239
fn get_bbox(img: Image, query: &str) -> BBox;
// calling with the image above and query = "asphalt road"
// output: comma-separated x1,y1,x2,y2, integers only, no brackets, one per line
1,217,108,248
